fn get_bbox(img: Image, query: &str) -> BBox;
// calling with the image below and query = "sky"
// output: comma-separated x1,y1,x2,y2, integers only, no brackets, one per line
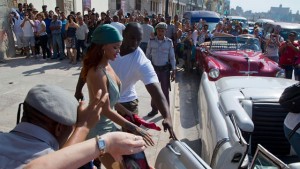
230,0,300,14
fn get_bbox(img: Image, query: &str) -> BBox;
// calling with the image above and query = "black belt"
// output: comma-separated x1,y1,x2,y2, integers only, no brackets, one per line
153,64,170,71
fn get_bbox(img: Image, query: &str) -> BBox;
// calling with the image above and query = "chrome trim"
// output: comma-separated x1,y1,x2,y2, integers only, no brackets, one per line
167,143,181,156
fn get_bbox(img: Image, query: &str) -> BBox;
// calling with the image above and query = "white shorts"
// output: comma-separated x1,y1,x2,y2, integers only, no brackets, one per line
23,36,35,47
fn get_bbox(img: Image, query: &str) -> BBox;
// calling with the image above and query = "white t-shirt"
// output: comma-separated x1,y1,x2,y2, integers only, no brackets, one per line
265,34,284,57
110,47,159,103
76,23,89,40
22,20,34,37
110,22,125,35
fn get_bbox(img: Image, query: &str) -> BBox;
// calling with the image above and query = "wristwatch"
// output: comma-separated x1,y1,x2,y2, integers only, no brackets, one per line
96,135,106,156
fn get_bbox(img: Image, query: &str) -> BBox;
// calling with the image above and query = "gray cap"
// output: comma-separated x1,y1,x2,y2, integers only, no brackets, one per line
24,84,78,126
155,22,168,29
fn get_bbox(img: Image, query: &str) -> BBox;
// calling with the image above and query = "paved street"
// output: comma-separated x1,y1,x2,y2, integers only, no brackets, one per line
0,56,201,167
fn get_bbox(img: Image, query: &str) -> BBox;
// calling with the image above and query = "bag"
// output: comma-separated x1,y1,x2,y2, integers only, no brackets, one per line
279,82,300,113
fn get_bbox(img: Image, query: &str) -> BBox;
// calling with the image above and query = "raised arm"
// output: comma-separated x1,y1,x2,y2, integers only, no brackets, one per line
24,132,146,169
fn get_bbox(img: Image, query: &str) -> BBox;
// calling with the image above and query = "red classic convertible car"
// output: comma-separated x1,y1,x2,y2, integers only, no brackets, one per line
196,34,285,81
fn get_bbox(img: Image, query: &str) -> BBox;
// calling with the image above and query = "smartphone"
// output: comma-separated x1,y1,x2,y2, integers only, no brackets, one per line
123,151,150,169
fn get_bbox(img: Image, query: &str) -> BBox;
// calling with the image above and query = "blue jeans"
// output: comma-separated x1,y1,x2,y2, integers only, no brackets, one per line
294,66,300,81
76,40,86,61
52,34,64,59
284,125,300,157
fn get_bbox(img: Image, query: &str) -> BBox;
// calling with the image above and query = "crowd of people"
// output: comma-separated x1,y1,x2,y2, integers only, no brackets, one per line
3,2,179,169
3,2,300,168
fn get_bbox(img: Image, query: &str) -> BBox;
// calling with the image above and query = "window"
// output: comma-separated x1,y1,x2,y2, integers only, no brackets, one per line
136,0,141,10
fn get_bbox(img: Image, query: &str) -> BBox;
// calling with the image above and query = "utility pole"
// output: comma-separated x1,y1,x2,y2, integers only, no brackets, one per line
165,0,169,17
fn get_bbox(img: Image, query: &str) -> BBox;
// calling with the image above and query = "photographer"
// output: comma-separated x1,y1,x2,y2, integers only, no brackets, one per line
279,31,299,79
265,26,284,63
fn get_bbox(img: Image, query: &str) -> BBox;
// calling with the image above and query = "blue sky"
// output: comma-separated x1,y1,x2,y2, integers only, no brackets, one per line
230,0,300,13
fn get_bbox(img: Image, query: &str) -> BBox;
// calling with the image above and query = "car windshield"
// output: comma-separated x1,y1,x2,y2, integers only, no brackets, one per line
209,36,261,51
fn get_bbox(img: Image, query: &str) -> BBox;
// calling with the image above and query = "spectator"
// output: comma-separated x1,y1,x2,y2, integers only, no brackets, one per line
0,84,108,168
50,14,64,60
44,10,53,55
9,9,24,55
279,31,299,79
65,14,78,64
165,16,176,42
87,13,97,45
54,6,60,19
75,15,89,63
16,3,24,20
41,5,47,15
21,11,36,58
110,15,125,35
35,13,51,60
140,17,154,53
265,26,284,63
60,11,67,58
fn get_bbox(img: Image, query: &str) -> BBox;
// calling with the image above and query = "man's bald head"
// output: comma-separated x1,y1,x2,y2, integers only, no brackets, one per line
121,22,143,56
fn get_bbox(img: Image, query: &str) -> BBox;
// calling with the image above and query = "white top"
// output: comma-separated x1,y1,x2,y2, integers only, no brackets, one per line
76,23,89,40
284,112,300,134
22,20,34,37
110,22,126,35
192,30,198,46
37,21,47,36
141,24,154,43
265,34,283,57
110,47,159,103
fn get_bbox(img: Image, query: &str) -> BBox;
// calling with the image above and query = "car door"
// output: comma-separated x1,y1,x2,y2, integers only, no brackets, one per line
155,140,212,169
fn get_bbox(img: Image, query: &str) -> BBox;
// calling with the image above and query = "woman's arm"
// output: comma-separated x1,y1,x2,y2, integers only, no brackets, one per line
24,132,146,169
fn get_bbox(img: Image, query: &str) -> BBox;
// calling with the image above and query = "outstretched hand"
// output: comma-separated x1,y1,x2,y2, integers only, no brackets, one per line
76,89,109,129
162,118,177,140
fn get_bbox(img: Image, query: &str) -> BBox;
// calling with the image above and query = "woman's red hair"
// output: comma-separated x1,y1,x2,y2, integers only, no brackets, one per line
81,43,104,82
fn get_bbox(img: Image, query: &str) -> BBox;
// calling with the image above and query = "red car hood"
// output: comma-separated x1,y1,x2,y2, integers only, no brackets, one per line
209,50,278,73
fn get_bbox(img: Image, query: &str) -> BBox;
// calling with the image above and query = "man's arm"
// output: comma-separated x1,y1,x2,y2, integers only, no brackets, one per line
145,83,177,139
75,71,86,100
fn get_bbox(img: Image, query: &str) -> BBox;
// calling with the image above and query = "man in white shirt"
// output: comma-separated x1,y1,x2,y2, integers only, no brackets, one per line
9,9,24,54
110,15,125,35
76,15,89,62
20,12,35,58
140,17,154,53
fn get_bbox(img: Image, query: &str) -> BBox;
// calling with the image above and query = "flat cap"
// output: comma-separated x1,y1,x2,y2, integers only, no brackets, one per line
24,84,78,126
155,22,168,29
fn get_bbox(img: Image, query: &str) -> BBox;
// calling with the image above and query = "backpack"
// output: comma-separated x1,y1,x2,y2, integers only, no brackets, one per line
279,82,300,113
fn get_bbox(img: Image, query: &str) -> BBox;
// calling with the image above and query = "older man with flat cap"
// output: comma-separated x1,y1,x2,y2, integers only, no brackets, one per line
0,84,108,168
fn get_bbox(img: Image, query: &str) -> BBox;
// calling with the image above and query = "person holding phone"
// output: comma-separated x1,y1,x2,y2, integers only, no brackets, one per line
20,11,36,58
265,26,283,63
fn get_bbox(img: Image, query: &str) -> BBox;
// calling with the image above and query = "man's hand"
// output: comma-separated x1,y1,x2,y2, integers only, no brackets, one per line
162,117,177,140
75,90,84,101
171,70,176,82
76,89,109,129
